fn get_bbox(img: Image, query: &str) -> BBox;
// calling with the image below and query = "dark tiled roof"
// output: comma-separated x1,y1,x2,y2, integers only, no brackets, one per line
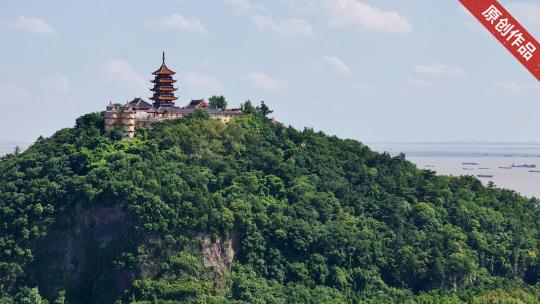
154,106,243,116
223,109,243,115
206,108,223,115
156,107,192,114
183,99,208,109
152,64,175,76
152,78,176,83
150,95,178,101
128,98,154,110
150,86,177,92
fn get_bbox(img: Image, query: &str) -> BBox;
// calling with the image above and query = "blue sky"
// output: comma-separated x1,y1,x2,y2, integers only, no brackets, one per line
0,0,539,143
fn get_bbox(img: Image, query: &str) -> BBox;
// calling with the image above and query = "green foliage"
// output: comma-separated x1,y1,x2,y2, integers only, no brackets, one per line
109,127,124,140
208,95,228,111
241,100,273,117
54,291,66,304
14,287,48,304
0,111,539,303
186,108,212,121
256,101,272,117
75,112,104,131
241,100,255,114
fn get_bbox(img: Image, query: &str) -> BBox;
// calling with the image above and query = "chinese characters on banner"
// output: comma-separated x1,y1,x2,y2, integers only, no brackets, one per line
460,0,540,81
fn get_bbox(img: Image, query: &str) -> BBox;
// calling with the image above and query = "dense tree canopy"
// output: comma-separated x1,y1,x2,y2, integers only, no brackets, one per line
0,108,538,303
208,95,228,111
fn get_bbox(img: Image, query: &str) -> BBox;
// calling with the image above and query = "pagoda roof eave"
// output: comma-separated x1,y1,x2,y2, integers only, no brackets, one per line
151,88,178,92
152,64,176,75
150,96,179,101
152,79,177,83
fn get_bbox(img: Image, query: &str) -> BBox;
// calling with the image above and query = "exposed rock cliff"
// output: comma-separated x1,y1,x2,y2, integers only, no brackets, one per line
29,203,133,302
201,236,234,276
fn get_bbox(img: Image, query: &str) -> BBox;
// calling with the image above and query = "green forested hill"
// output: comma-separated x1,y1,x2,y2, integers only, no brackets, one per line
0,109,539,303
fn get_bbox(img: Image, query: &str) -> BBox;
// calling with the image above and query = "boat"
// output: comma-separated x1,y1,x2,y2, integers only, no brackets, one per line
425,165,435,168
498,166,512,169
462,162,479,165
529,170,540,173
511,163,536,168
477,174,493,178
463,168,474,171
479,167,490,170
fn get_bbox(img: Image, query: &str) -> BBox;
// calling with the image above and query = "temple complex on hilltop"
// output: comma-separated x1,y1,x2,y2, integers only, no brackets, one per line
105,53,243,138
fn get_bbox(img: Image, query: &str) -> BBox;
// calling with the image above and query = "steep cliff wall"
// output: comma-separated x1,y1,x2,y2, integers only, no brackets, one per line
26,202,237,303
28,203,134,302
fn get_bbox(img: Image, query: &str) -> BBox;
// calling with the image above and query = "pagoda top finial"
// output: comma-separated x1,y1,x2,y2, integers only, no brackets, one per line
152,52,175,76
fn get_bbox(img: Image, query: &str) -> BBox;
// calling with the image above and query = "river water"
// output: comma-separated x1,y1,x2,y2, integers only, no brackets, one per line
369,143,540,198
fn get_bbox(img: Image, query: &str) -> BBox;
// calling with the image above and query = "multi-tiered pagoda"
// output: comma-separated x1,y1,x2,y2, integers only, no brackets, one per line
150,52,178,108
104,53,243,139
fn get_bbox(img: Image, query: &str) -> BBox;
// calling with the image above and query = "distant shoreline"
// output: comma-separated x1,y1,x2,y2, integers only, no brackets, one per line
370,143,540,198
367,142,540,145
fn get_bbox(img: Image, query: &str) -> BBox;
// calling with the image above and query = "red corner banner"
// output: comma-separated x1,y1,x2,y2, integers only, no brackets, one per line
460,0,540,81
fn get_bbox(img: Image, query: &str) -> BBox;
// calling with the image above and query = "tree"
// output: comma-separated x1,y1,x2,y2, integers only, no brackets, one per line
187,108,211,120
241,100,255,114
208,95,228,110
256,101,273,117
54,291,66,304
330,267,349,291
1,111,540,303
14,287,47,304
75,112,104,131
109,127,124,140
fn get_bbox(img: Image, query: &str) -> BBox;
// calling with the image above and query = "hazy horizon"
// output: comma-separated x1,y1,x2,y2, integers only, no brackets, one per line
371,142,540,198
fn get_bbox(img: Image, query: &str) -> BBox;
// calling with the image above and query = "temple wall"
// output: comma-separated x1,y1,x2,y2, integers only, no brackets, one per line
105,105,242,139
119,110,136,138
104,111,120,132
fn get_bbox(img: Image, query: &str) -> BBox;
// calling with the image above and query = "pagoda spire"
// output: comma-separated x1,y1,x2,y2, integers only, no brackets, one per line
150,53,178,108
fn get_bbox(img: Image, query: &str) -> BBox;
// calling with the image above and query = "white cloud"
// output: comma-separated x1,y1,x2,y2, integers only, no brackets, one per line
0,82,29,101
104,60,147,90
250,14,315,38
285,0,320,14
225,0,265,14
196,61,215,71
484,81,540,97
4,16,55,34
40,74,70,92
180,71,224,91
148,14,208,35
399,78,442,95
320,0,412,33
407,78,435,89
506,3,540,35
310,56,351,77
490,81,524,96
413,63,466,78
351,82,375,94
244,72,289,91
